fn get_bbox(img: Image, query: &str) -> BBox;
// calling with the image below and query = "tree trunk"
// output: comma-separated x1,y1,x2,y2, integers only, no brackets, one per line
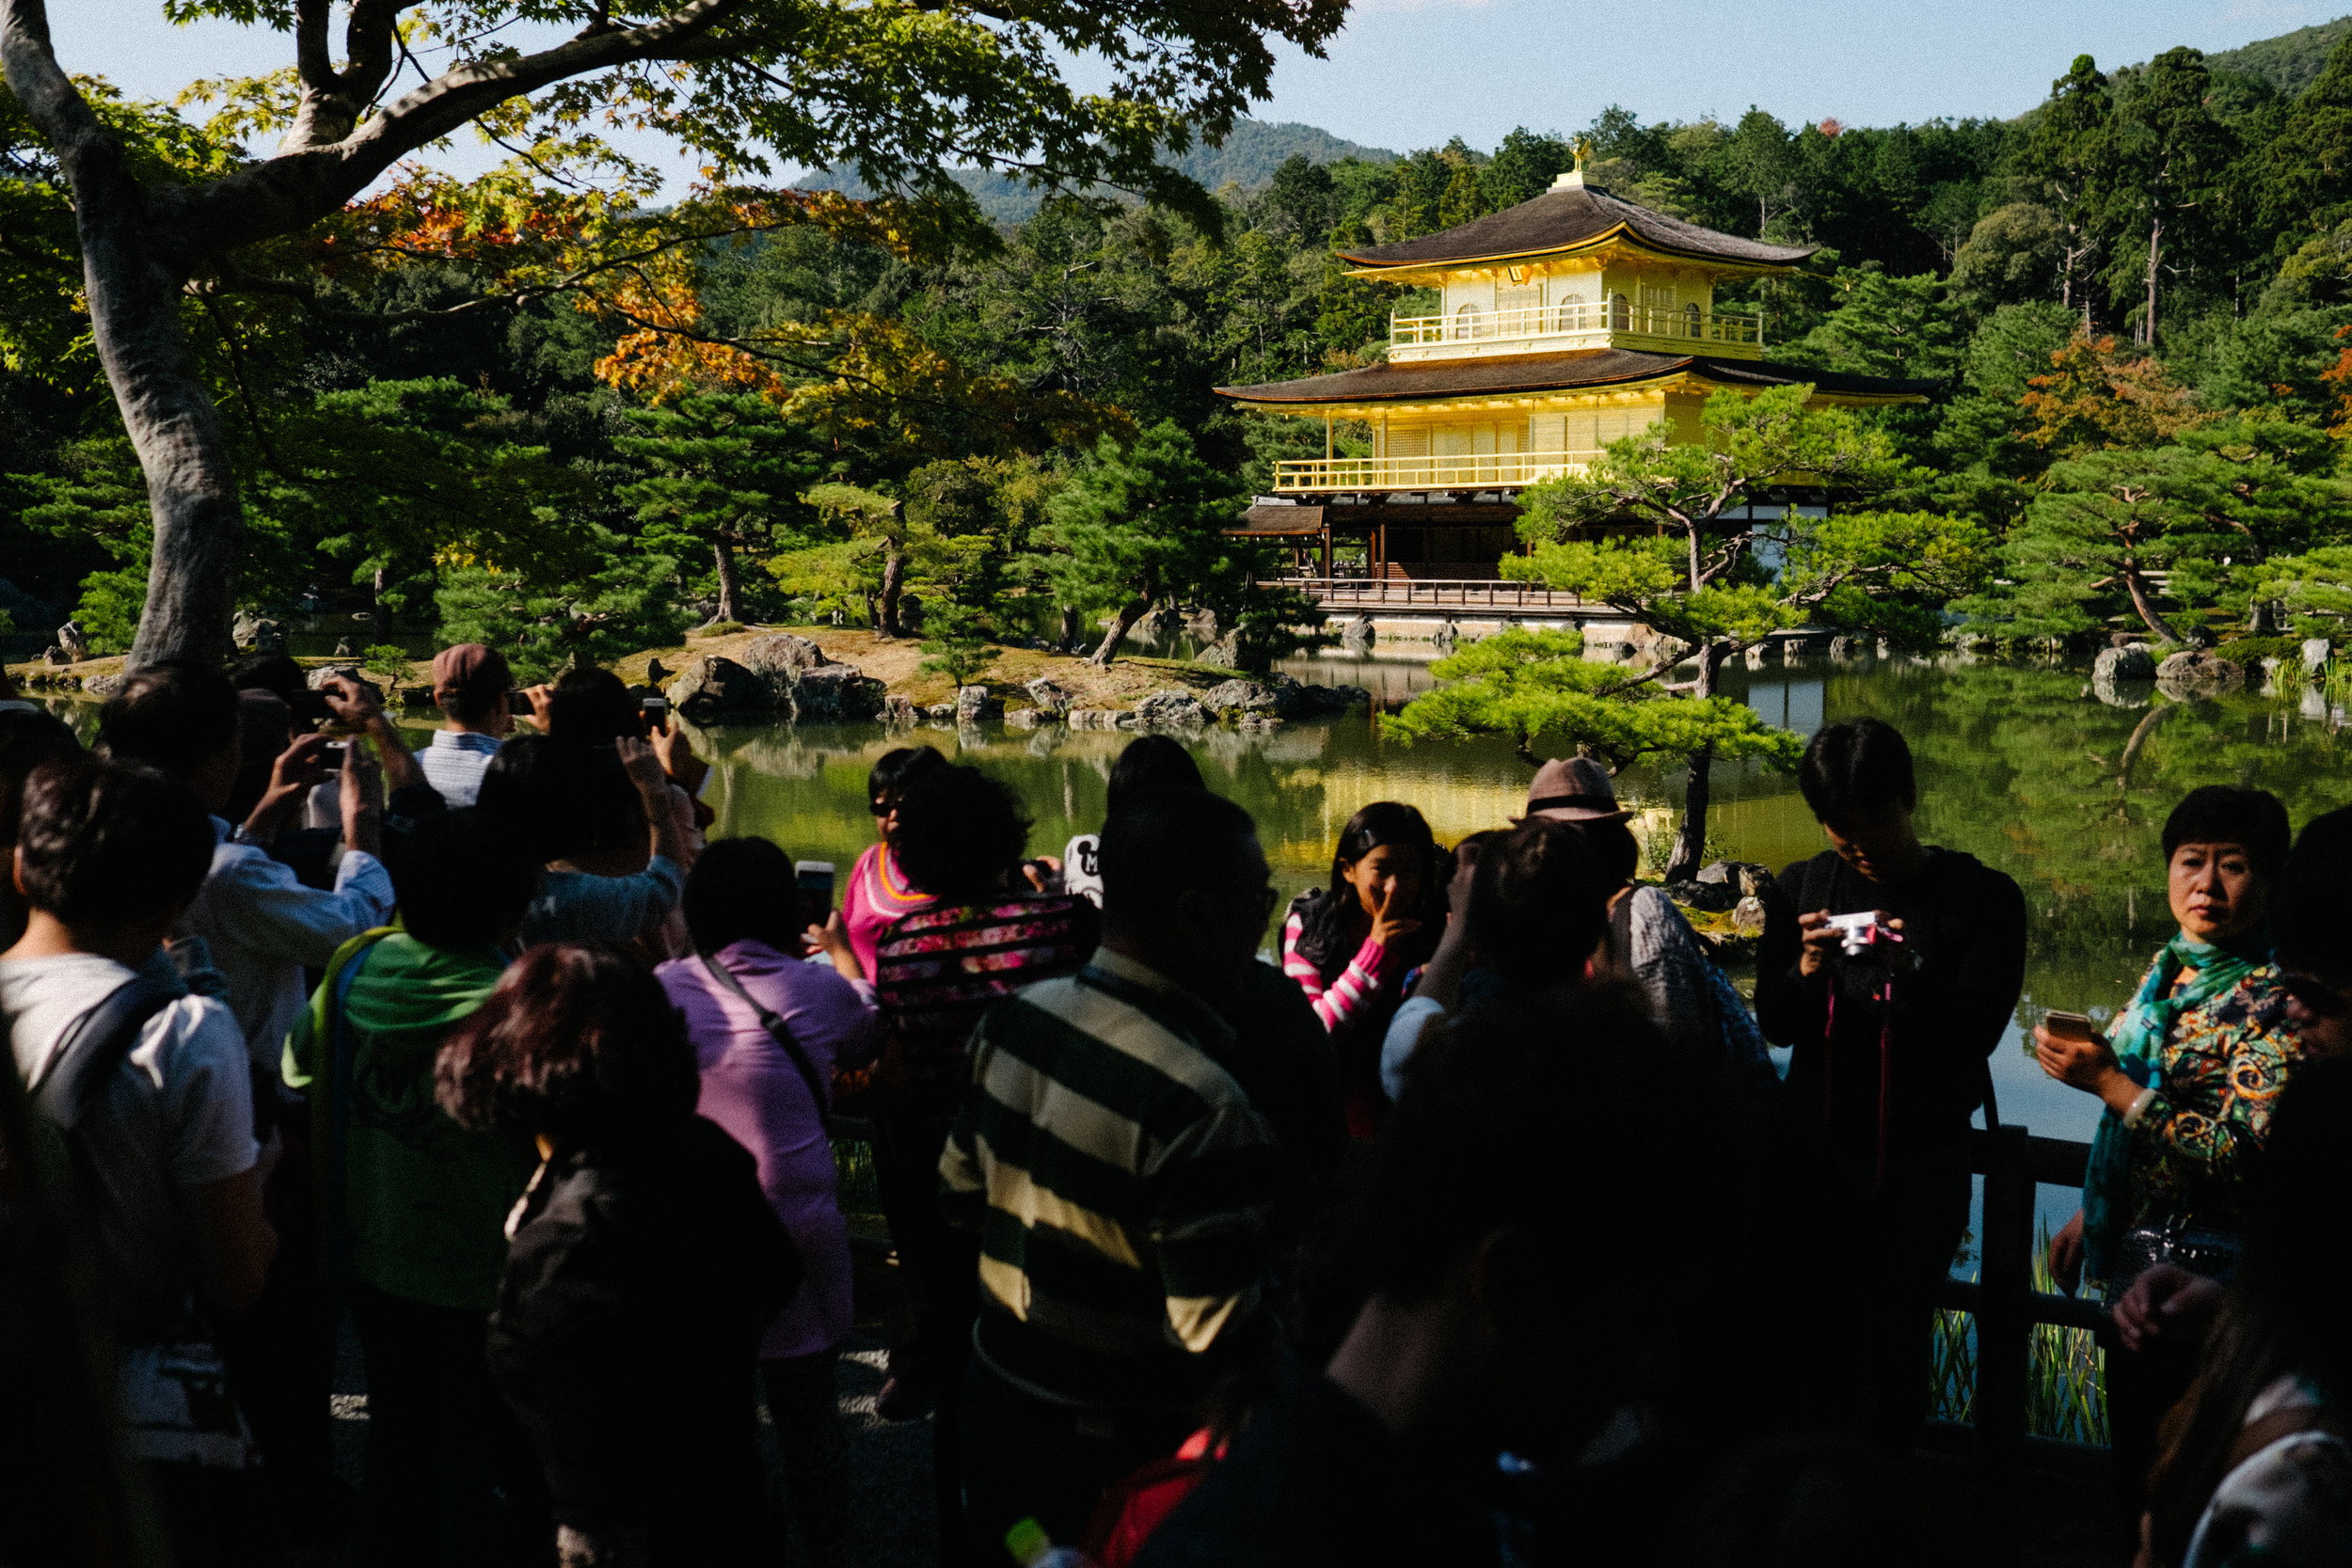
878,551,908,638
372,562,390,633
2144,214,2163,348
1664,641,1728,882
1090,598,1151,667
1058,605,1085,652
2,24,245,668
711,537,742,624
2121,562,2185,646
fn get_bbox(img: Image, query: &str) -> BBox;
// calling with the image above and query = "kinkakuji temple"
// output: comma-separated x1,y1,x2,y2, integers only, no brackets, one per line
1216,150,1935,594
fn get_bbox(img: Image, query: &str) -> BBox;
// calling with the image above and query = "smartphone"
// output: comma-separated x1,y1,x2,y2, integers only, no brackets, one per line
2043,1009,2097,1040
640,695,671,734
794,861,836,937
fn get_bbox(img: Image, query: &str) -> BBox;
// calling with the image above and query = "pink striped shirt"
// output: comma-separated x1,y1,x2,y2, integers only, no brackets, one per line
1280,910,1392,1035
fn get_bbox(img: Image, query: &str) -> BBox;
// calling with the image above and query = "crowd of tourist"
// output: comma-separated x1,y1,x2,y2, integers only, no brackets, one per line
2,652,2348,1568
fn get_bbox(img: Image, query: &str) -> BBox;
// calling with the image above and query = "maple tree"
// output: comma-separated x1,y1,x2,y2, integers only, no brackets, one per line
0,0,1347,664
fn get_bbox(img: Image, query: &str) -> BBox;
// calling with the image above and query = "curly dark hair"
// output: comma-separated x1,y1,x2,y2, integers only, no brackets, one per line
434,943,699,1149
889,763,1030,901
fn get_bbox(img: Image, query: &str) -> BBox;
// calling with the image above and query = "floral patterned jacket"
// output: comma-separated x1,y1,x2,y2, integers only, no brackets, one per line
2120,955,2307,1238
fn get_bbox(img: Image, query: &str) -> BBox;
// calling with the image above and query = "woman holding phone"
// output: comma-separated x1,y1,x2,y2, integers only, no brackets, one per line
2034,785,2310,1509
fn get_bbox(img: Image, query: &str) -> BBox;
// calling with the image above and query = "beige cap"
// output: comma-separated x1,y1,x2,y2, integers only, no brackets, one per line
1522,755,1631,824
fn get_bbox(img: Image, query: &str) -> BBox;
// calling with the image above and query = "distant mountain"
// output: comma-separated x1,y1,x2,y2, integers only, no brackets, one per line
2194,15,2352,94
808,119,1397,225
1165,120,1398,189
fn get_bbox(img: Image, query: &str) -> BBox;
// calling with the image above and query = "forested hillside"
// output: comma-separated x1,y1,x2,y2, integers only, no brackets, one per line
12,16,2352,664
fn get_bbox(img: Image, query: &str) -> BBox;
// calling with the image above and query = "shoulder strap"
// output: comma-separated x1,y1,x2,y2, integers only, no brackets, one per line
28,968,188,1129
1608,887,1635,974
699,952,831,1115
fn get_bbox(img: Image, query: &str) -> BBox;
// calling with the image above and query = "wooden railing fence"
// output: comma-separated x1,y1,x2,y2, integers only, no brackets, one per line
1940,1126,2103,1464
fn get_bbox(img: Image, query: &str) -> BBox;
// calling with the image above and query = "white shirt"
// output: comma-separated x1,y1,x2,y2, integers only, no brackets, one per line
2,950,256,1337
176,817,395,1069
419,729,502,807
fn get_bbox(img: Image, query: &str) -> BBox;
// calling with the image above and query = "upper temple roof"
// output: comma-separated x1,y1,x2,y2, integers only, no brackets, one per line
1336,182,1817,273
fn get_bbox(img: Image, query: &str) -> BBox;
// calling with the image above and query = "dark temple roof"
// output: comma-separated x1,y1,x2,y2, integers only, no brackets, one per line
1216,349,1936,405
1336,183,1816,271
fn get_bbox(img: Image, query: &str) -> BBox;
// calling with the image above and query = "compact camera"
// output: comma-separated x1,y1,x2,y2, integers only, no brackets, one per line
1822,911,1902,957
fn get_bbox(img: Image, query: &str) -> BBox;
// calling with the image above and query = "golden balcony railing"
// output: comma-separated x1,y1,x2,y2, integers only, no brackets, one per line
1272,451,1599,493
1390,300,1763,352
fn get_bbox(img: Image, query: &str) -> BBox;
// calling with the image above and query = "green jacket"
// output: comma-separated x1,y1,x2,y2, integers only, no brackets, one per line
285,931,537,1312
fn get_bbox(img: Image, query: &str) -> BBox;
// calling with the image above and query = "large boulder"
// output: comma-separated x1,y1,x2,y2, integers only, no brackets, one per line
788,663,885,722
306,665,386,705
1339,610,1376,651
738,633,834,683
1668,878,1740,914
1200,678,1291,720
2093,644,2156,683
955,685,1002,723
1697,860,1776,899
1066,708,1119,730
882,693,918,727
2155,648,2245,701
1430,620,1460,655
1024,676,1074,718
2304,638,2334,675
665,655,772,721
56,620,90,660
1291,682,1372,715
1134,689,1208,727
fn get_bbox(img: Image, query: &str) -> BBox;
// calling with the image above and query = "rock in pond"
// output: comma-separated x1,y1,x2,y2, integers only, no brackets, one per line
956,685,1002,723
2155,648,2245,701
665,655,772,720
1024,677,1073,718
1134,689,1208,727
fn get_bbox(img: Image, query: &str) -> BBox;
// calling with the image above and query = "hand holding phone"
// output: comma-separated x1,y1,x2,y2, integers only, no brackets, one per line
794,861,836,942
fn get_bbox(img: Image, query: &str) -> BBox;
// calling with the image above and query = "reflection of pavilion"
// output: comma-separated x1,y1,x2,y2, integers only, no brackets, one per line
1216,150,1933,603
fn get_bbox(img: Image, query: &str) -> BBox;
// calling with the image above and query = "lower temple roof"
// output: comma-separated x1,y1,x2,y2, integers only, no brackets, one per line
1215,348,1937,406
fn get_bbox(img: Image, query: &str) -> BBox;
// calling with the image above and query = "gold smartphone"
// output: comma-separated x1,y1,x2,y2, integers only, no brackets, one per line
2043,1009,2096,1040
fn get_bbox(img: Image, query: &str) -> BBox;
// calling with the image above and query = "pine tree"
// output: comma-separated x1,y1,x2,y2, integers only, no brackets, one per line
614,394,826,626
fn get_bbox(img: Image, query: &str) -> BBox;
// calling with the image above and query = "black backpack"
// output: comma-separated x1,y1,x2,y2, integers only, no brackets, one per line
25,966,191,1179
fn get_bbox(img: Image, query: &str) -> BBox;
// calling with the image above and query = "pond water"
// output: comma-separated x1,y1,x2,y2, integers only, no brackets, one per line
684,648,2352,1245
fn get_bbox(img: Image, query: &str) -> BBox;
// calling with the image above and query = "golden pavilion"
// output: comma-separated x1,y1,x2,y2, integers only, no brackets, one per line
1215,153,1933,585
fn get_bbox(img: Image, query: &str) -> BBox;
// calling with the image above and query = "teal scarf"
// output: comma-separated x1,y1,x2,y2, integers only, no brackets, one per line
2080,927,2270,1291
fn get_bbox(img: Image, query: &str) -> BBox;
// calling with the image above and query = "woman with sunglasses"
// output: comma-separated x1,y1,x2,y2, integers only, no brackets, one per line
823,745,948,981
2033,785,2312,1516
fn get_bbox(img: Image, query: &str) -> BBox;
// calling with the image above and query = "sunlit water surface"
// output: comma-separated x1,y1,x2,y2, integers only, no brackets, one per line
676,649,2352,1244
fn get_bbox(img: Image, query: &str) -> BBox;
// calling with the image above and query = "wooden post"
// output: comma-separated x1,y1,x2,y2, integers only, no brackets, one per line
1325,414,1334,462
1976,1123,2034,1466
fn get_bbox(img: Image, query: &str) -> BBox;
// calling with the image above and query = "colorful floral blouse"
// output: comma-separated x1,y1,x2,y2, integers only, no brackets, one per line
2118,955,2305,1241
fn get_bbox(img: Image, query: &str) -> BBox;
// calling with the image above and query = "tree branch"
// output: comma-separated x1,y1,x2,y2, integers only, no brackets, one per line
150,0,756,263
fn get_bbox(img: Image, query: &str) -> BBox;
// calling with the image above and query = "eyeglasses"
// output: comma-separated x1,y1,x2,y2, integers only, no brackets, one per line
2280,971,2348,1019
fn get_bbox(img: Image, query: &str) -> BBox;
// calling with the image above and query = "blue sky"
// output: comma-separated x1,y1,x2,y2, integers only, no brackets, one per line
42,0,2348,192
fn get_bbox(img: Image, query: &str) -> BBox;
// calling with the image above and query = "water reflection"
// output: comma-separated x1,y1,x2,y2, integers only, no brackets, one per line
690,656,2352,1197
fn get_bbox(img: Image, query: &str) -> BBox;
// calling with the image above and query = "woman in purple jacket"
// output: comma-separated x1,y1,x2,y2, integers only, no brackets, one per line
655,838,882,1568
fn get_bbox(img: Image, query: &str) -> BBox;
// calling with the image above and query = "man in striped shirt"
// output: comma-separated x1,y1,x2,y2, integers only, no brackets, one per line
941,786,1284,1560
